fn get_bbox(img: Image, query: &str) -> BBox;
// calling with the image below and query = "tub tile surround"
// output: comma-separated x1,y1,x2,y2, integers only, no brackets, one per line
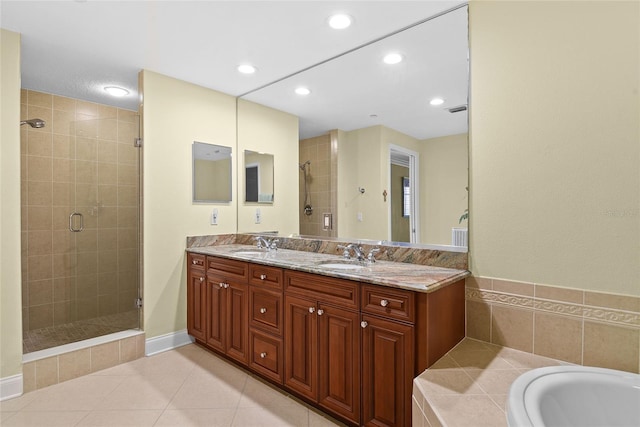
466,276,640,374
187,233,468,270
413,338,562,427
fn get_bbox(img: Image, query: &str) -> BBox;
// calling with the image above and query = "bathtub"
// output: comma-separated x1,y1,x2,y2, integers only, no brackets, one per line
507,366,640,427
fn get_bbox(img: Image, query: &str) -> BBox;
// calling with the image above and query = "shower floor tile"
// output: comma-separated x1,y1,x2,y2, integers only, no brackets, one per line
23,311,139,353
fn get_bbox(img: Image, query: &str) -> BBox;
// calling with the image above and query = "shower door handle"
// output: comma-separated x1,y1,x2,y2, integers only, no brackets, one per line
69,212,84,232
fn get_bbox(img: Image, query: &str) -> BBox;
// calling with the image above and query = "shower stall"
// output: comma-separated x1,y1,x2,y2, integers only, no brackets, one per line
20,89,141,353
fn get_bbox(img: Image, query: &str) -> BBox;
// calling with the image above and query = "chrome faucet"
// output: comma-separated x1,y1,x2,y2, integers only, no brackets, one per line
255,236,278,251
337,244,365,261
367,247,380,263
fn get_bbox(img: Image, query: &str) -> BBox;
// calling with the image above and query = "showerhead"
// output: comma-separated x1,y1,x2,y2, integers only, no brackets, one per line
20,118,46,128
299,160,311,170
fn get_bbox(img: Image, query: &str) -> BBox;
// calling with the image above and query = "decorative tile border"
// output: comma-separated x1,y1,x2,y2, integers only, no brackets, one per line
466,286,640,329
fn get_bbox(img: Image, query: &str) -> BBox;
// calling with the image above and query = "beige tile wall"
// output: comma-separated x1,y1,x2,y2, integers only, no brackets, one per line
22,334,145,392
298,133,337,237
466,276,640,373
21,90,140,332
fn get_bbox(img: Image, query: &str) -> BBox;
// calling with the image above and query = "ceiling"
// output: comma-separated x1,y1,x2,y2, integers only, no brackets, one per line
1,1,468,140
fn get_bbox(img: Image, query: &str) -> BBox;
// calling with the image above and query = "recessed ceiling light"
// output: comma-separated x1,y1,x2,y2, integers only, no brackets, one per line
104,86,129,97
383,53,403,65
328,14,352,30
237,64,257,74
295,87,311,96
430,98,445,106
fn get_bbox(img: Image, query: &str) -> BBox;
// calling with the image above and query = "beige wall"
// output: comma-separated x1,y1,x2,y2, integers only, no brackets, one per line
469,1,639,296
338,125,421,241
237,98,299,236
0,29,23,379
420,133,468,245
141,70,238,339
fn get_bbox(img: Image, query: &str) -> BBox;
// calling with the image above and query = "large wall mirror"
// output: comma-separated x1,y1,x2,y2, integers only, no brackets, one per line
239,5,468,248
192,141,232,203
244,150,274,204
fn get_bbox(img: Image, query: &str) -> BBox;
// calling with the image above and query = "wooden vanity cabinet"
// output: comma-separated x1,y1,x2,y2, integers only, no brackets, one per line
187,252,466,427
187,255,249,366
187,253,207,342
361,285,415,427
248,264,285,384
284,271,361,425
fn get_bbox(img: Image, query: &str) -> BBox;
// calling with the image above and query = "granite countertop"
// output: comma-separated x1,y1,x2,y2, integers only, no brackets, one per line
187,244,469,293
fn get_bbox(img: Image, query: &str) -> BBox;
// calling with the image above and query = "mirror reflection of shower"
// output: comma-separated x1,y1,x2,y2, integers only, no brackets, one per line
20,118,46,128
299,160,313,215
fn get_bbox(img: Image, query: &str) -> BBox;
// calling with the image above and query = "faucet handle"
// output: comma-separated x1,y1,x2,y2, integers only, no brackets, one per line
337,244,351,258
269,239,279,250
367,247,380,263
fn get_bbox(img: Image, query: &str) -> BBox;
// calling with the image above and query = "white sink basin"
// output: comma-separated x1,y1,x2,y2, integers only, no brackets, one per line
317,262,366,271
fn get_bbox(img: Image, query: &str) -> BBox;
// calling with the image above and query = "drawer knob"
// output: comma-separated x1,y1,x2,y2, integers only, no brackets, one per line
309,307,316,314
317,309,324,316
361,321,368,328
199,277,204,282
192,260,197,265
260,274,267,280
260,352,267,358
380,299,389,307
260,307,267,314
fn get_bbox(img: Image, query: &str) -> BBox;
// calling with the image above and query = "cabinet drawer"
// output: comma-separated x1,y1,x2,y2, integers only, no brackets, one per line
188,253,206,270
249,264,283,290
285,271,359,310
207,256,248,281
361,285,415,323
249,329,283,384
249,288,283,336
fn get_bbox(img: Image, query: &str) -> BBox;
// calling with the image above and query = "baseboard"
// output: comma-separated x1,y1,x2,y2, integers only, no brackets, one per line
145,329,194,356
0,374,23,401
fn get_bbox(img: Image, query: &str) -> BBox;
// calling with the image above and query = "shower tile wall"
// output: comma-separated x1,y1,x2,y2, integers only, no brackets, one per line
299,133,337,237
20,89,139,337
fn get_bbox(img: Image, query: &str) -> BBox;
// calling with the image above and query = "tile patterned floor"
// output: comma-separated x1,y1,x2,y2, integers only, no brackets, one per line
23,311,140,353
1,344,343,427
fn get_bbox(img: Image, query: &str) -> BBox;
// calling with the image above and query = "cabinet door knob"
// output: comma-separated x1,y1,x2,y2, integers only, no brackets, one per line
199,277,204,282
260,274,267,280
309,307,316,314
317,309,324,316
224,283,229,289
260,352,267,358
361,321,368,328
380,299,389,307
260,307,267,314
219,282,225,288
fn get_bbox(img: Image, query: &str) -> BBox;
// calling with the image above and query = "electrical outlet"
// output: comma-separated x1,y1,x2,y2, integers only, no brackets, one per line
211,208,218,225
255,208,261,224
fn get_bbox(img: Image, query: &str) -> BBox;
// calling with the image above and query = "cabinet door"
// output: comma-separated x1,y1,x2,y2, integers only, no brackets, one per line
206,277,226,353
284,294,317,401
361,315,414,427
187,268,207,341
317,304,360,424
226,282,248,365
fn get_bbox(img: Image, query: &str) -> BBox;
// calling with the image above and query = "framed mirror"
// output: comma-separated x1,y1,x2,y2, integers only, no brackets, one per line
192,141,232,203
244,150,274,204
